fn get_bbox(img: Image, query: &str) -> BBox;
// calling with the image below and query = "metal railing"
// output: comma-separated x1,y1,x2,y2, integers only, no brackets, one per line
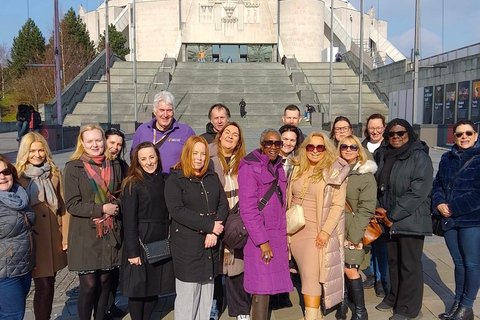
138,54,170,113
419,42,480,67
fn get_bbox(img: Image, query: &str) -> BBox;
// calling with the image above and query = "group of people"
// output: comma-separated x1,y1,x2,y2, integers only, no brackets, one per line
0,89,479,320
15,104,42,141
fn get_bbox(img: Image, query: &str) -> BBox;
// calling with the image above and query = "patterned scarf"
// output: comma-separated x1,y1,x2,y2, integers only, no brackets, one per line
80,154,115,238
223,169,240,265
23,164,59,213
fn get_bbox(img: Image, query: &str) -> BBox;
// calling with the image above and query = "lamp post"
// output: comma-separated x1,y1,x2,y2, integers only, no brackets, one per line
328,0,333,125
132,0,138,122
53,0,62,125
105,0,112,127
358,0,364,133
412,0,420,125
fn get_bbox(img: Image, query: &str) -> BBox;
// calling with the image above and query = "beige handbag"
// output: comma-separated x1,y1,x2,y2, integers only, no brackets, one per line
286,175,309,235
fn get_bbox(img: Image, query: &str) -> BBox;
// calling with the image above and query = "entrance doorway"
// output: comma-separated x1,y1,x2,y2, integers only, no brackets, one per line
186,44,273,62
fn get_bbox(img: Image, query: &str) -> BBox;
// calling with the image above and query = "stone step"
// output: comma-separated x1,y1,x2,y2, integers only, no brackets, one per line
99,74,156,84
311,84,372,93
112,61,163,69
72,103,136,115
173,69,287,77
171,92,300,104
303,69,356,77
110,68,159,77
178,114,286,128
81,92,148,103
317,93,385,104
179,102,294,115
299,62,350,70
91,83,152,92
170,76,292,85
308,76,360,85
175,63,285,70
167,84,295,94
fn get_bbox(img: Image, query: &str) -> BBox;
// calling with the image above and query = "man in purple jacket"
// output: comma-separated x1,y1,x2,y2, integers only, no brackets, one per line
130,91,195,174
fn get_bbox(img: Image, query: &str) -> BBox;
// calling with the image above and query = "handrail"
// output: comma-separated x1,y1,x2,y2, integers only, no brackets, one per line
419,42,480,67
138,54,169,113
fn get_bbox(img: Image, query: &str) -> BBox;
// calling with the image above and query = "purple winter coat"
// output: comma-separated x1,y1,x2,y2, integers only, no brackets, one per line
238,149,293,295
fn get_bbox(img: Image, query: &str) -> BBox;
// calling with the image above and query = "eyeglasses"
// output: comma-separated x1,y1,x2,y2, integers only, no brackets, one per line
262,140,283,148
306,144,326,152
388,131,407,138
334,126,351,133
454,131,475,138
0,168,12,176
340,144,359,151
368,127,385,132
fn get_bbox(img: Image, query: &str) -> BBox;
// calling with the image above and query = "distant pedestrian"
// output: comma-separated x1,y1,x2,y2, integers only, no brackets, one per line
335,52,342,62
27,106,42,133
226,56,232,63
239,99,247,118
16,104,30,141
281,55,287,65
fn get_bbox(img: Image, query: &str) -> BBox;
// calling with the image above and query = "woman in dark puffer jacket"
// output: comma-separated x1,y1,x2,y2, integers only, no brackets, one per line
432,120,480,320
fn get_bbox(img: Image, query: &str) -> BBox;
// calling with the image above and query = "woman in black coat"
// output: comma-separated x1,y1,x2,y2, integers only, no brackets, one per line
165,136,228,320
120,142,174,320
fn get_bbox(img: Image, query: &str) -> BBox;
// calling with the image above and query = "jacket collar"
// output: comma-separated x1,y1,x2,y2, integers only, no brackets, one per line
244,149,283,169
146,117,179,132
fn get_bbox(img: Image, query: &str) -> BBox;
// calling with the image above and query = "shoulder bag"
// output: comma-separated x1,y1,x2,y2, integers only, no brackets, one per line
345,201,382,245
286,175,309,235
138,221,171,264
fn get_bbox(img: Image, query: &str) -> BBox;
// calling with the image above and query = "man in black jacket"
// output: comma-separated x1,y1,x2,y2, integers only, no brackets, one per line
200,104,231,144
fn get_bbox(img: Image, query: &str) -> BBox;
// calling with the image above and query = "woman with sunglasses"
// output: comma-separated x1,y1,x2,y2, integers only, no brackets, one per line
64,124,124,320
337,135,377,320
15,133,68,320
374,119,433,320
238,129,293,320
209,123,251,320
329,116,354,146
288,132,349,320
0,154,36,320
432,120,480,320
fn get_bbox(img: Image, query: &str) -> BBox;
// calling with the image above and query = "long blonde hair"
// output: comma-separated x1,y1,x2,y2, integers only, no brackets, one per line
337,135,368,165
69,124,111,160
291,132,337,182
16,132,60,177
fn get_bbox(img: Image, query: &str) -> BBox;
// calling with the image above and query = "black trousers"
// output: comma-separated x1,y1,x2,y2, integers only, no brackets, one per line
225,273,251,316
384,234,425,318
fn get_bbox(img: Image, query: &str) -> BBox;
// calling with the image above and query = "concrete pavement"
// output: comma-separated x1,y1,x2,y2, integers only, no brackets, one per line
0,126,478,320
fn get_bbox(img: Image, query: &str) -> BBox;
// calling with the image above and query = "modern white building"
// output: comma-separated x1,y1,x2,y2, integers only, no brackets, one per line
79,0,405,64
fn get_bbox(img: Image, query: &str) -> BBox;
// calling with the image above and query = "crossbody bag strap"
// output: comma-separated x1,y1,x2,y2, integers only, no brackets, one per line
257,170,279,211
448,155,477,188
154,129,173,149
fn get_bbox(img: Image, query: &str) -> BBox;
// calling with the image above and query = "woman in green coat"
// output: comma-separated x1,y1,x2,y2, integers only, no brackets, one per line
338,135,377,320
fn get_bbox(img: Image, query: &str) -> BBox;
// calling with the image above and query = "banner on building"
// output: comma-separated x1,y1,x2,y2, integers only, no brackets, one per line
457,81,470,121
472,80,480,123
445,83,456,124
433,85,444,124
423,86,433,124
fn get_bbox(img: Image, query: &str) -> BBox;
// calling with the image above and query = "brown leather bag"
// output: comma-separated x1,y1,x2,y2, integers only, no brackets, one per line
345,201,382,245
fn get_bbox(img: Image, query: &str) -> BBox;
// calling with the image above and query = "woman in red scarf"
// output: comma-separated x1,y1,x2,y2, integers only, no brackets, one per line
64,124,124,320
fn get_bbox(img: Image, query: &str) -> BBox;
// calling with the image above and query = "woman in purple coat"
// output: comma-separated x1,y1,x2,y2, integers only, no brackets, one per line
238,128,293,320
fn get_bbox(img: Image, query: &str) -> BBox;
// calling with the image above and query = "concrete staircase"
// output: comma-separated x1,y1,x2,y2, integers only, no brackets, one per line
62,61,162,130
299,62,389,122
169,63,301,130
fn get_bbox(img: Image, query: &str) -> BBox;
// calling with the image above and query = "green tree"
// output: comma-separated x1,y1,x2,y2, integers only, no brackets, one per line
98,24,129,60
9,19,46,77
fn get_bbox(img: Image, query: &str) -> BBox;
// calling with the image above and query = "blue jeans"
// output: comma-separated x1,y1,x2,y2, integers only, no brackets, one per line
367,233,389,283
444,226,480,308
0,272,32,319
16,121,28,139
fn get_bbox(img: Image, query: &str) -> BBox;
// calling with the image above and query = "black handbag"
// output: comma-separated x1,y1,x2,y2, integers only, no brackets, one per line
139,237,171,264
223,203,248,250
431,214,444,237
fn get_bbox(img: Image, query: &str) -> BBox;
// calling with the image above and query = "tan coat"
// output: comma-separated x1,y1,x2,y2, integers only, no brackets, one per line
19,170,68,278
287,157,349,309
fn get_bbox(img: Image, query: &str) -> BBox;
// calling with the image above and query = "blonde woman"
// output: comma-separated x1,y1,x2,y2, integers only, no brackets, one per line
16,133,68,320
64,124,124,320
337,135,377,320
287,132,350,320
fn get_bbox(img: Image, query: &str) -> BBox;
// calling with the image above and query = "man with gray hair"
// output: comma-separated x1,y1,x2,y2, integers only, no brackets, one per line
131,90,195,174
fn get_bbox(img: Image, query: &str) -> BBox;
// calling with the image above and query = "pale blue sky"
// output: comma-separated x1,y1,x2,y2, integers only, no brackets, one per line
0,0,479,59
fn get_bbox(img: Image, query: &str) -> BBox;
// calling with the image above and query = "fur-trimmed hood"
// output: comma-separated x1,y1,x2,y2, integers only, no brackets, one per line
352,159,378,175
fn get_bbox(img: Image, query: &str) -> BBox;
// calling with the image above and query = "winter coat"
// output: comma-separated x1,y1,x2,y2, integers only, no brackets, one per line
286,157,349,309
0,186,36,278
30,111,42,130
238,149,293,295
19,170,68,278
344,160,377,266
432,140,480,230
375,140,433,236
63,159,123,271
120,170,175,297
165,168,228,283
200,122,217,144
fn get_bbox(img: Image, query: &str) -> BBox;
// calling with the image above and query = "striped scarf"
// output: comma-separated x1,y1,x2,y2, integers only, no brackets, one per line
80,154,115,238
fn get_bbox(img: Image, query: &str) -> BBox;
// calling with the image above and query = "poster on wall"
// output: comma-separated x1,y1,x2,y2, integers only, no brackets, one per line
472,80,480,123
457,81,470,120
433,85,444,124
423,86,433,124
445,83,456,124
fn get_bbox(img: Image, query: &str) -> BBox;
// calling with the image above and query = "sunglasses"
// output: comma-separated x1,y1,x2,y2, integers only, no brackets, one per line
0,168,12,176
388,131,407,138
306,144,326,152
262,140,283,148
340,144,359,151
334,126,351,133
454,131,475,138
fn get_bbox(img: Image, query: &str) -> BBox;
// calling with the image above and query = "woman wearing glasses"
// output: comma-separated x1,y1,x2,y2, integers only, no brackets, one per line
374,119,433,320
432,120,480,320
337,135,377,320
0,154,36,320
288,132,349,320
238,129,293,320
16,133,68,320
329,116,354,146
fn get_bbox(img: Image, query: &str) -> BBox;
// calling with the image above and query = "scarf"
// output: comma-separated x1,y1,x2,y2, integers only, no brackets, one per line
0,184,29,210
223,169,240,266
80,154,116,238
23,164,59,213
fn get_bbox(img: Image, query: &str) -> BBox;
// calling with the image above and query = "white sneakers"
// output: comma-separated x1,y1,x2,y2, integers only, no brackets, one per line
237,315,250,320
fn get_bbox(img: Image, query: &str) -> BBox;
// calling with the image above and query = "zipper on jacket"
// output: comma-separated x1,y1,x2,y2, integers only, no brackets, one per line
199,179,210,214
0,245,13,259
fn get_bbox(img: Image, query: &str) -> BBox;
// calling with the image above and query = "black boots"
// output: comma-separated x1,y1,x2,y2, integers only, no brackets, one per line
349,278,368,320
438,301,460,320
251,294,269,320
449,304,474,320
335,283,348,320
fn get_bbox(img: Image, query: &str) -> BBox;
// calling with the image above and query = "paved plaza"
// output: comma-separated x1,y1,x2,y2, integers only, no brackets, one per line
0,125,478,320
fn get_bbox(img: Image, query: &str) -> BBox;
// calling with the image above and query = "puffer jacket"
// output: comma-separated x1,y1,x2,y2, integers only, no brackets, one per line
432,140,480,230
375,140,433,236
0,186,36,278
